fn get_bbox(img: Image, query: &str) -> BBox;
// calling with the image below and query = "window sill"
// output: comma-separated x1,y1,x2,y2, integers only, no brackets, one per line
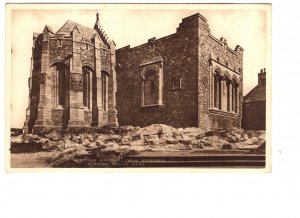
172,87,181,91
141,104,163,108
209,108,238,118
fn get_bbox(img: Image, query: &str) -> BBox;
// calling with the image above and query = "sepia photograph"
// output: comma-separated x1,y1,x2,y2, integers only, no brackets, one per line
6,4,271,171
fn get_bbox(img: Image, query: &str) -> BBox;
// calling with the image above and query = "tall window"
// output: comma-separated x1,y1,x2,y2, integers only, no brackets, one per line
143,69,159,106
101,71,108,111
57,38,62,47
82,66,91,109
214,73,222,109
232,82,238,113
57,63,66,106
226,80,230,111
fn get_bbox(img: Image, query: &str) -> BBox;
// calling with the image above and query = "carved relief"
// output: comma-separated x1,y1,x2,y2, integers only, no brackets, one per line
49,38,72,63
70,73,83,92
51,109,63,125
84,111,92,123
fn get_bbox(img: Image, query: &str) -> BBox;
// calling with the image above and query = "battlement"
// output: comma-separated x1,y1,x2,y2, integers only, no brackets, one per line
116,12,242,57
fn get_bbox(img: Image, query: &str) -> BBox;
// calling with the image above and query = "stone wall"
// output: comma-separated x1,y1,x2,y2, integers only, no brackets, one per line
49,37,73,64
197,17,243,130
80,41,95,67
242,101,266,130
116,13,243,130
116,16,200,128
100,48,111,71
33,34,43,61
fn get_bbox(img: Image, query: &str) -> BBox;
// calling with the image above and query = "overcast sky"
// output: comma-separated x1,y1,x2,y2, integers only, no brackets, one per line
9,4,269,128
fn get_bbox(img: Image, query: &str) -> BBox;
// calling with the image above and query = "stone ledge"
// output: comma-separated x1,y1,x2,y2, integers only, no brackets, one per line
140,104,163,108
209,108,238,118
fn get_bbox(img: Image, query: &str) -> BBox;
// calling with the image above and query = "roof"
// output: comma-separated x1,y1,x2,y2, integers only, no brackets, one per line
45,25,54,33
243,83,266,103
56,20,97,39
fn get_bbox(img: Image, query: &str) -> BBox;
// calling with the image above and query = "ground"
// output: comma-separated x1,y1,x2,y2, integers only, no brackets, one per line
10,124,265,168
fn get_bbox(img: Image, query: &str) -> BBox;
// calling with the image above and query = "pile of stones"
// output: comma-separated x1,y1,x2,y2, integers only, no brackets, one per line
11,124,265,154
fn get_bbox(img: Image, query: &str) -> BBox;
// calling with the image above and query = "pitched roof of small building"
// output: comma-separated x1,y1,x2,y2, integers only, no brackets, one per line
56,20,97,39
56,18,111,47
243,84,266,103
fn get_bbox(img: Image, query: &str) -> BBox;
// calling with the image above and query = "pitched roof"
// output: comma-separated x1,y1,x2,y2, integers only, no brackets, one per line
56,20,97,39
243,83,266,103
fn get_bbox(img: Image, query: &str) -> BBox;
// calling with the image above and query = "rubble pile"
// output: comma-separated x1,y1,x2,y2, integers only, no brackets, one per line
11,124,266,166
11,124,265,152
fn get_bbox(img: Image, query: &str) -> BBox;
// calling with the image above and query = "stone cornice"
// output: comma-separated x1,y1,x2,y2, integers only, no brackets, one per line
209,108,238,118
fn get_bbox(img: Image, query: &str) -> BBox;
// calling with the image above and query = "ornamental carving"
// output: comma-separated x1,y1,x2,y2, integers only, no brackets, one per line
51,109,63,125
84,111,92,123
70,73,83,92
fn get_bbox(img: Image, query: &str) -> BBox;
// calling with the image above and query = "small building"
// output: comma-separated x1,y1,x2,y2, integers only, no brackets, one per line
24,13,118,134
116,13,244,129
242,68,266,130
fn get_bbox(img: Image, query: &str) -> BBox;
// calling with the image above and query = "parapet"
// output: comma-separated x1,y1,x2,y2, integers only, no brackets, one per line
235,45,244,52
182,13,207,23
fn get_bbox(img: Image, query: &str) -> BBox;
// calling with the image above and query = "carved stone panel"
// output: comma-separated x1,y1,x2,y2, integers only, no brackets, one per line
84,111,92,123
70,73,83,92
51,108,63,125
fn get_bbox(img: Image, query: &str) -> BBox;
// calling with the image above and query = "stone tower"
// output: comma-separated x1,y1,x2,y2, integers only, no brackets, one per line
24,13,118,134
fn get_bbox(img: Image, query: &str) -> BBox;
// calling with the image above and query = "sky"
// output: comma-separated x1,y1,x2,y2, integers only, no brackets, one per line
9,4,270,128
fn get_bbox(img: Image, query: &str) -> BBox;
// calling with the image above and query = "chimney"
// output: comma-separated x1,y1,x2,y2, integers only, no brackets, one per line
258,68,266,85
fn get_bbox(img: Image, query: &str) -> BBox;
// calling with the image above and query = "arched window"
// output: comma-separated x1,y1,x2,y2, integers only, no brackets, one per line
232,81,238,113
143,69,159,106
101,70,109,111
82,66,91,109
213,72,222,110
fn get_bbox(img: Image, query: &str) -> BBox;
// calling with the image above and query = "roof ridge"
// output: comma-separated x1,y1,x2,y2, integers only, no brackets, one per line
56,19,95,33
55,19,97,39
55,19,71,34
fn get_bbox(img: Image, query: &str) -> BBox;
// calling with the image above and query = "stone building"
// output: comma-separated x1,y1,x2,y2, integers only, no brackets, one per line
24,12,244,133
24,14,118,134
242,69,266,130
116,13,244,129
